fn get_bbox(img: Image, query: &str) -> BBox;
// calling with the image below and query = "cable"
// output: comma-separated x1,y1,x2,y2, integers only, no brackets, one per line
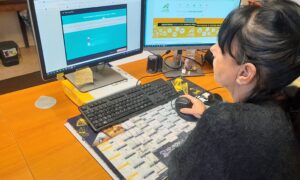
182,55,204,66
163,51,183,70
136,70,175,87
149,50,182,70
149,50,171,57
207,87,223,92
161,50,171,57
166,54,214,74
163,55,173,60
163,58,182,70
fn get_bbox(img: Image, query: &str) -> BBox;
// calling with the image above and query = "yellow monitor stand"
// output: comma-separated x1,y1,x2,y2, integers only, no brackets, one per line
60,51,153,106
60,65,138,106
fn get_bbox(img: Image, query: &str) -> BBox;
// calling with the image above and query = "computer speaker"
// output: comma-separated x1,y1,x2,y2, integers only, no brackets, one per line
147,55,163,73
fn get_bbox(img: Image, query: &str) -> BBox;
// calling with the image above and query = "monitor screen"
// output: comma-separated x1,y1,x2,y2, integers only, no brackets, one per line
28,0,143,79
143,0,240,49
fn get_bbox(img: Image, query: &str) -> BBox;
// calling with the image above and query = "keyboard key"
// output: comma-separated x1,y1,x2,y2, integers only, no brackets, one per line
128,128,143,137
122,132,133,142
127,154,145,168
136,146,150,157
144,153,159,167
122,120,135,130
159,109,171,116
153,162,167,173
121,168,138,179
135,164,155,179
160,129,171,137
128,140,141,150
124,151,136,159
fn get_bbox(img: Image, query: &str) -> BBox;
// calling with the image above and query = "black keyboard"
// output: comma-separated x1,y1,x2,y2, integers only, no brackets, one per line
79,79,181,132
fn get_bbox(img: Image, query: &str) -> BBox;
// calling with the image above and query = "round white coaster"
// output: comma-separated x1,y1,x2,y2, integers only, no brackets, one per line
34,96,57,109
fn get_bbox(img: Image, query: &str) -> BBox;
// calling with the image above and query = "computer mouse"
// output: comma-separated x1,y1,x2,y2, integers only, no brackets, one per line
205,93,223,106
175,97,198,122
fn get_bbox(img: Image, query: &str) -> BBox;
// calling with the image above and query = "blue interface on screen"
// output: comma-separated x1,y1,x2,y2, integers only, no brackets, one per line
30,0,142,77
61,5,127,65
144,0,240,47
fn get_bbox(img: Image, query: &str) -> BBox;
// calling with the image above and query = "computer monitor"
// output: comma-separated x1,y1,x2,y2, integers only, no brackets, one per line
28,0,143,91
143,0,241,50
143,0,240,77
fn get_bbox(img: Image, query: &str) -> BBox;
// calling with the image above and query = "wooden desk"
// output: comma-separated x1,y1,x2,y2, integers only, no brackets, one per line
0,58,232,179
0,0,29,48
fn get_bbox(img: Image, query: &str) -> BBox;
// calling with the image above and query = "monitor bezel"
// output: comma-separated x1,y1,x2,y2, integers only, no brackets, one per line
142,0,241,50
28,0,144,80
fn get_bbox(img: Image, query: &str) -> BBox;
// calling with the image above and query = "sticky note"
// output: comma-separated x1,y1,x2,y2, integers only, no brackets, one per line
74,67,94,86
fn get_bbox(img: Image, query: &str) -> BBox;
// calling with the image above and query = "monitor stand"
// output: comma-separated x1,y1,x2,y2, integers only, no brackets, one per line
65,63,127,92
162,50,203,78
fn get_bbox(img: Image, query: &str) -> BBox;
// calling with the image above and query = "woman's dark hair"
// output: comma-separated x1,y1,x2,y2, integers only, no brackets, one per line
217,0,300,138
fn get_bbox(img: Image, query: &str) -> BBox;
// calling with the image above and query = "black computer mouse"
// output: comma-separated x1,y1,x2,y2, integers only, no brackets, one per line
205,93,223,106
175,97,198,122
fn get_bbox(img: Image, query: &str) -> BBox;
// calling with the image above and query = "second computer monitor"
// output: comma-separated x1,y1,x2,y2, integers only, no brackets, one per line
28,0,143,80
143,0,241,50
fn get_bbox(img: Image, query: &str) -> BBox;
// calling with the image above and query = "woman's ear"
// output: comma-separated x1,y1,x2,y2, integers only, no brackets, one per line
236,63,257,85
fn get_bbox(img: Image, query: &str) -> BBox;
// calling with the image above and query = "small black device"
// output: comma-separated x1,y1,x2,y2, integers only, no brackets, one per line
0,41,19,67
174,97,198,122
204,93,223,106
146,55,163,73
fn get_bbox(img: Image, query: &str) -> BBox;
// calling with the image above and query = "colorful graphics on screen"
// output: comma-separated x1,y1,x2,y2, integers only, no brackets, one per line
153,18,223,39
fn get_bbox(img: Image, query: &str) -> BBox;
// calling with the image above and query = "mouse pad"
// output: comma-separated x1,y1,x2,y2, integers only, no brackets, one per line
65,78,212,179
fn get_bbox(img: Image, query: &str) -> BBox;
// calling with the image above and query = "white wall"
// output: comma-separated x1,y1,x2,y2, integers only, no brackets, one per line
0,12,35,47
0,0,248,48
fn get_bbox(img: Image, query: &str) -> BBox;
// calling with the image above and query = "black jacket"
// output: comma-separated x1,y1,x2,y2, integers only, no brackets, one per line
168,101,300,180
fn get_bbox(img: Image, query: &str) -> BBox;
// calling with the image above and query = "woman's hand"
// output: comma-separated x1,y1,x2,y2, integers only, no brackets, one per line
179,94,206,118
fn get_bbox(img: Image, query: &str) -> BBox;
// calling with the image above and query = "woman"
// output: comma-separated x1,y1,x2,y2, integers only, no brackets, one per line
168,0,300,179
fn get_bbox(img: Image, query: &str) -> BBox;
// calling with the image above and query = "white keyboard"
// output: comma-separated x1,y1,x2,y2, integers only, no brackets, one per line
96,100,197,179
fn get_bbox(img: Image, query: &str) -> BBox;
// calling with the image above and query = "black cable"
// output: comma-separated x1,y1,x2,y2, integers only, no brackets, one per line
166,54,214,74
162,50,171,57
207,87,223,92
163,55,173,60
148,51,156,55
182,55,205,66
136,70,175,87
144,50,215,84
163,53,183,70
149,50,171,57
149,50,181,70
136,73,162,87
163,57,182,70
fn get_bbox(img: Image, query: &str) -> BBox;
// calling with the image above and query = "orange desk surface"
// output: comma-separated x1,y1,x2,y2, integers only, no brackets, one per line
0,58,232,179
